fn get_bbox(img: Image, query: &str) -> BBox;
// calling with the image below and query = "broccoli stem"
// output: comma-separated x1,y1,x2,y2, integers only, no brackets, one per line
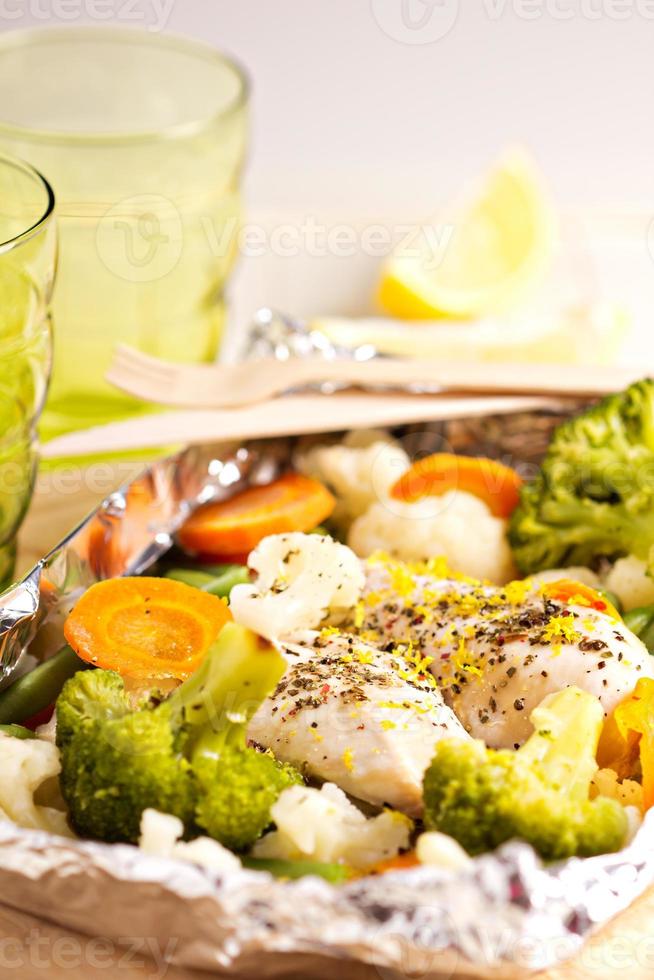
0,645,87,725
517,687,604,802
169,622,287,755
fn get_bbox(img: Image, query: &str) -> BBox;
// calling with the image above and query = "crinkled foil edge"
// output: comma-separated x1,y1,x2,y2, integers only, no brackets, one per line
0,421,652,977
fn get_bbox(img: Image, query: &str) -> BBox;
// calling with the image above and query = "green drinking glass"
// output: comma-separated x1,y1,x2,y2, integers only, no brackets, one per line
0,151,55,585
0,28,248,441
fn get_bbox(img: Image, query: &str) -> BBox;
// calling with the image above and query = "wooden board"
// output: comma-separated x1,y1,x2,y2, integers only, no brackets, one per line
10,462,654,980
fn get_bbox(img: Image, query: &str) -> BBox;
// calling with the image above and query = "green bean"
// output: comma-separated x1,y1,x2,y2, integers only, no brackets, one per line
241,856,351,883
165,565,249,599
598,588,623,616
624,605,654,654
0,645,87,725
0,723,37,739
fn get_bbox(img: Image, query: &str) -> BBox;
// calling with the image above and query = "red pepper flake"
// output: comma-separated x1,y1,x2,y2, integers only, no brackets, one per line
320,684,331,696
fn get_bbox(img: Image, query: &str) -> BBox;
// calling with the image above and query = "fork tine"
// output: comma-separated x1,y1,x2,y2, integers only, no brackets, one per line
111,344,178,381
105,367,169,402
106,347,300,408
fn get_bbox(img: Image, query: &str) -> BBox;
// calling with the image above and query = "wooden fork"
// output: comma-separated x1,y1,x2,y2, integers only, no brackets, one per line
106,343,647,410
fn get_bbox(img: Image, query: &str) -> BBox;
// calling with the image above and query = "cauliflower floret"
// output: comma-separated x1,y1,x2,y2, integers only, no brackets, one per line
348,491,516,585
297,433,409,533
0,732,72,837
252,783,412,870
602,556,654,612
139,809,241,873
415,831,472,871
529,566,601,589
590,768,644,812
230,532,364,641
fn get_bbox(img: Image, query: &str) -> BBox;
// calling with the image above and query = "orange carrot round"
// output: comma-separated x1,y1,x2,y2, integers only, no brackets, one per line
541,579,621,620
390,453,523,518
64,577,232,681
371,851,420,874
177,472,335,558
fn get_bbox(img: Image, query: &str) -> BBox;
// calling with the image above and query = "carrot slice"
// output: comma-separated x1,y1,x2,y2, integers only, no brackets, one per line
177,472,335,558
370,851,420,874
390,453,523,518
541,580,621,620
64,577,232,681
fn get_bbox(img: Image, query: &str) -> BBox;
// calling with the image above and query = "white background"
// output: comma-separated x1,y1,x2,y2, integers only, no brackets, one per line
2,0,653,360
2,0,653,213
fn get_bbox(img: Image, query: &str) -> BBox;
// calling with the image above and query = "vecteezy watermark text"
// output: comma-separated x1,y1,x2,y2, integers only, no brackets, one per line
95,197,457,283
483,0,654,20
0,0,175,31
371,0,654,46
0,929,177,976
202,215,455,265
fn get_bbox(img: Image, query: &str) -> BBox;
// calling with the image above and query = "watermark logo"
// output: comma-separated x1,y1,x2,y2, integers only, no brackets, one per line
374,905,460,980
0,0,175,31
96,194,183,284
96,206,456,280
370,0,459,44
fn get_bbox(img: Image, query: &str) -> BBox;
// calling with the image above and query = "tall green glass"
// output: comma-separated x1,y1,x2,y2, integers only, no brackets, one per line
0,151,55,584
0,28,248,439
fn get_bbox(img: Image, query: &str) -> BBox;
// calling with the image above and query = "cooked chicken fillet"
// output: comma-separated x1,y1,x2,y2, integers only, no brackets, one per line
248,630,469,816
360,559,654,749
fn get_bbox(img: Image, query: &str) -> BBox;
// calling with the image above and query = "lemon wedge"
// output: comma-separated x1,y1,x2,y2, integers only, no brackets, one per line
378,149,555,319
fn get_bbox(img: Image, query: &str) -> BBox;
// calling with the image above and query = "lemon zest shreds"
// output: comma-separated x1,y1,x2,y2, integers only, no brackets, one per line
416,556,453,580
542,615,580,645
380,720,397,731
568,594,594,608
389,563,417,599
342,748,354,772
453,637,483,678
359,628,382,644
366,550,395,567
504,579,533,605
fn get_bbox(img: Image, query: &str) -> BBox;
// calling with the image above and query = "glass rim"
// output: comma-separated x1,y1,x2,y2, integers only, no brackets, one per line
0,151,55,254
0,26,250,146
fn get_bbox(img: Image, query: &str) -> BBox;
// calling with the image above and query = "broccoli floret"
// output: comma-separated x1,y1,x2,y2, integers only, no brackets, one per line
194,747,300,851
423,687,629,861
509,379,654,574
56,623,301,848
56,670,195,842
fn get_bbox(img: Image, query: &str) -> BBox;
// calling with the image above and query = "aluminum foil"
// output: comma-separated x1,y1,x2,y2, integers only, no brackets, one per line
0,410,652,978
